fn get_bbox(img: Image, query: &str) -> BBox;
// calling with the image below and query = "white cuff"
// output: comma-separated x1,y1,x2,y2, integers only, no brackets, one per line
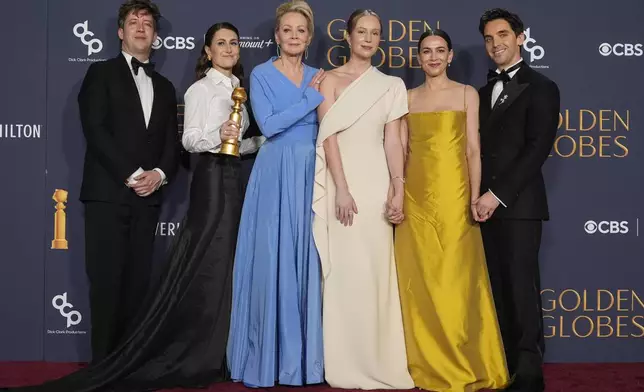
127,167,144,185
239,136,266,155
153,168,167,188
489,189,507,208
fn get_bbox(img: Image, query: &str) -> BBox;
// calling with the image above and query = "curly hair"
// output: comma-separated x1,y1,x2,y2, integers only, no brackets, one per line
478,8,524,37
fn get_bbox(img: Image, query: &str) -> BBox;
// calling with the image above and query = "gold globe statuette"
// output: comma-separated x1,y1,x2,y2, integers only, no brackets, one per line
51,189,69,250
219,87,247,157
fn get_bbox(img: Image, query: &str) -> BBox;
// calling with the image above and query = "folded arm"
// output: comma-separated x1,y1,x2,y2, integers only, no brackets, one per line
182,84,227,153
250,71,324,138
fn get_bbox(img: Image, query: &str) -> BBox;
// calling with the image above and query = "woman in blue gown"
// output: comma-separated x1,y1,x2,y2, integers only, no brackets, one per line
226,0,326,387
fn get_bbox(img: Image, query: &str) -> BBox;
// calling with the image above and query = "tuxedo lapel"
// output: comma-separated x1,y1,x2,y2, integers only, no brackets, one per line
148,73,161,131
482,66,530,133
116,53,147,130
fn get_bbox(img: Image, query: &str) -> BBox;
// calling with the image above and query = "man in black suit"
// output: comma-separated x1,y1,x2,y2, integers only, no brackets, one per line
78,0,179,362
474,8,560,392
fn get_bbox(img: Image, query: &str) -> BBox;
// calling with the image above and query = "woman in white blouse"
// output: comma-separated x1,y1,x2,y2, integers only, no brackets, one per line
182,28,264,156
135,21,266,384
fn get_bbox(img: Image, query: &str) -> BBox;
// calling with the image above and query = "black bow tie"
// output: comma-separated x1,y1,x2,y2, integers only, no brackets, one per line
487,61,522,85
131,57,155,76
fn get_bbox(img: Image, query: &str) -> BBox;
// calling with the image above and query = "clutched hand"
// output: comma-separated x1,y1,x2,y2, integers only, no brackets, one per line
220,119,240,142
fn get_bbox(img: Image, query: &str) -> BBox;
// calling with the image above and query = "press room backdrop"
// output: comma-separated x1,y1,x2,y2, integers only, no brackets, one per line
1,0,643,363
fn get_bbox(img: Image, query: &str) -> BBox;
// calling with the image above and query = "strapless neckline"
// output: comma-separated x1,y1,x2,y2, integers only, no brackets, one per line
409,110,465,115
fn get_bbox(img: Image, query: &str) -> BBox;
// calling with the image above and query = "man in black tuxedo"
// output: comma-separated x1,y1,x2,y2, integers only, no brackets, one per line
78,0,179,362
474,8,560,392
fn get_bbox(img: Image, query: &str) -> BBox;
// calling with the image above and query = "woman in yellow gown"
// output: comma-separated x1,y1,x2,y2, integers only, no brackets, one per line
394,30,510,392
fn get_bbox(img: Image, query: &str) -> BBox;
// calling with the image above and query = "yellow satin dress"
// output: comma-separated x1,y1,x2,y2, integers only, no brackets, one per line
394,110,510,392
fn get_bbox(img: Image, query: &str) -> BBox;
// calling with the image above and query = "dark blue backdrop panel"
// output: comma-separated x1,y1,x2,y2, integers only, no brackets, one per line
41,0,120,361
0,0,643,363
0,0,48,361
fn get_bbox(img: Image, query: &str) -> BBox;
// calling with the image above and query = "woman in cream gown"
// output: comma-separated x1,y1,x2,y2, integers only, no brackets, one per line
312,9,413,390
394,30,510,391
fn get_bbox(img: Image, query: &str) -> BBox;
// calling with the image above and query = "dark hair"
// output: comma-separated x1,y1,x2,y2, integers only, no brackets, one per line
118,0,161,32
417,29,453,52
478,8,524,37
195,22,245,84
346,9,382,34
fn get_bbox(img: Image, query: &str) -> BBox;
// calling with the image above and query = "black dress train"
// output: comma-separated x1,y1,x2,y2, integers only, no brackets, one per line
7,153,242,391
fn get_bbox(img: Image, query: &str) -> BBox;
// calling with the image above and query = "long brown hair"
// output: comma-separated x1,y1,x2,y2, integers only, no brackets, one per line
195,22,244,85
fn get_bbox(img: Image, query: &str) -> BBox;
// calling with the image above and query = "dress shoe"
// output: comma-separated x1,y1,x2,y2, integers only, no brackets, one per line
503,375,544,392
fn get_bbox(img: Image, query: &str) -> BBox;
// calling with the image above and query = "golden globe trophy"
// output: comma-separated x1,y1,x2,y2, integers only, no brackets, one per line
51,189,68,250
219,87,247,157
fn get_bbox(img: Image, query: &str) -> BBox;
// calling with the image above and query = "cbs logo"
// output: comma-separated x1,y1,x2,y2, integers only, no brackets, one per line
152,36,195,50
598,43,643,57
584,220,629,234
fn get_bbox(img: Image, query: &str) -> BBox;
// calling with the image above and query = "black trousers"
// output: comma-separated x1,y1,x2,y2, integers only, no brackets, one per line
481,219,545,383
83,201,160,363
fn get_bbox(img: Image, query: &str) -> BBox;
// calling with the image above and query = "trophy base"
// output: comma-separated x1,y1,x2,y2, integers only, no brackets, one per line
219,141,240,157
52,239,68,250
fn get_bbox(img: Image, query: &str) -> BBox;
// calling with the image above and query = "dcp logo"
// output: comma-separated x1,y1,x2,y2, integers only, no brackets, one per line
584,220,629,234
52,292,82,328
73,21,103,56
152,36,195,50
598,43,643,57
522,28,544,63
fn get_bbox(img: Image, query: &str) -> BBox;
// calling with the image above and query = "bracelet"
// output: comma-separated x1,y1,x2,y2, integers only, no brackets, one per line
392,176,405,183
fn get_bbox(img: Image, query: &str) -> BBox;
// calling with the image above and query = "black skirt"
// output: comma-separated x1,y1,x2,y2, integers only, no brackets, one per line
9,153,243,391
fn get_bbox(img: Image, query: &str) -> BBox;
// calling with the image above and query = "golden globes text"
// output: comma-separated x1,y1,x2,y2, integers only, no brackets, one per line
542,289,644,338
552,109,630,158
326,18,440,69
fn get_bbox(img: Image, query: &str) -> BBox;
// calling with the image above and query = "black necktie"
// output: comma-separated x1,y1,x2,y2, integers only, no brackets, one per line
131,57,154,76
487,61,522,85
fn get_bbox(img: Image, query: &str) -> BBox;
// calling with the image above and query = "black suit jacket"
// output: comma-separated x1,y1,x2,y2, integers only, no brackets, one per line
78,53,180,206
478,63,560,220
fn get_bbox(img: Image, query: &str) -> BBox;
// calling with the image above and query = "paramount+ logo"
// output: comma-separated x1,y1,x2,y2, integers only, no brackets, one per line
583,220,636,235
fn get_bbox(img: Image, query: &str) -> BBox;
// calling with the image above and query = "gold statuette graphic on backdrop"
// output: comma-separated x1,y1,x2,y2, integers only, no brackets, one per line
219,87,247,157
51,189,68,250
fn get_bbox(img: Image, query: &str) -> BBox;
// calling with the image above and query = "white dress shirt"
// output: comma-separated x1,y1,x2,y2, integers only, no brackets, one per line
182,68,265,155
488,58,523,207
121,51,167,188
491,58,523,108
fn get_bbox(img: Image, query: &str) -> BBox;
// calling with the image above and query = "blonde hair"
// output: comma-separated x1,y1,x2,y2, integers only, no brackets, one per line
275,0,315,39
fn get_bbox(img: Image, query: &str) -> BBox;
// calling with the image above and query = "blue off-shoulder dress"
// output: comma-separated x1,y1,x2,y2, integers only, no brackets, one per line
226,57,324,387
